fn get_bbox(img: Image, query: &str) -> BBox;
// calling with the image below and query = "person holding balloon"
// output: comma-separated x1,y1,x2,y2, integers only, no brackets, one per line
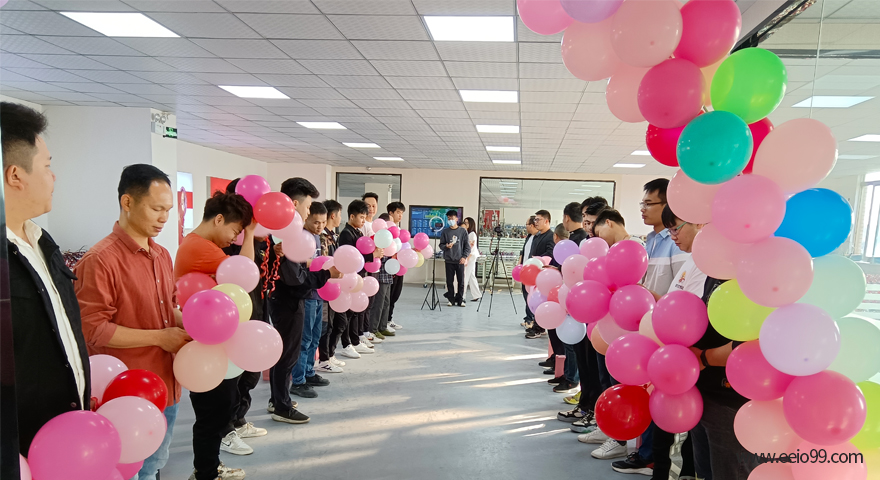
519,216,539,330
369,213,396,341
359,193,380,344
524,210,554,338
317,199,347,374
385,201,407,332
75,164,190,480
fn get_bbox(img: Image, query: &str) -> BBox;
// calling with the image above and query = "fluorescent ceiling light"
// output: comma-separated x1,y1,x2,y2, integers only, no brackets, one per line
613,163,646,168
424,16,514,42
477,125,520,134
460,90,518,103
60,12,179,37
793,96,873,108
219,86,288,99
487,146,520,152
839,155,878,160
631,150,651,156
344,143,380,148
493,160,522,165
297,121,346,129
849,134,880,142
374,157,404,161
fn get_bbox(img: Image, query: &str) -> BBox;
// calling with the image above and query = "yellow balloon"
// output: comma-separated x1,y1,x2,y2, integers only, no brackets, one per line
707,279,775,341
861,445,880,480
854,382,880,452
213,283,252,322
415,252,425,268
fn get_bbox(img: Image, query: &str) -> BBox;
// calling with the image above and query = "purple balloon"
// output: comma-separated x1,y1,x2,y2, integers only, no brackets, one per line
29,411,122,480
553,239,580,265
561,0,624,23
528,290,548,312
182,290,240,345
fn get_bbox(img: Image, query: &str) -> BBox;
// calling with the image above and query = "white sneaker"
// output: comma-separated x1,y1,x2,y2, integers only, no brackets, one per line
578,428,610,444
447,301,453,306
220,431,253,456
365,332,376,341
591,438,628,459
235,422,267,438
355,343,374,354
340,345,361,359
385,326,396,333
330,356,345,366
370,335,384,344
218,462,246,479
359,336,374,348
388,321,402,329
316,360,343,373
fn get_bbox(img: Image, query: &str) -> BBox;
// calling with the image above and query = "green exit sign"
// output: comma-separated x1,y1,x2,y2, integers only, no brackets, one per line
164,127,178,139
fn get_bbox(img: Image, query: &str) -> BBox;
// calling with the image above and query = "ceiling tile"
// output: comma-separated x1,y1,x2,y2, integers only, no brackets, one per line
128,71,207,84
319,75,392,89
106,83,174,95
67,68,152,83
18,54,112,70
444,61,517,78
215,0,319,14
191,39,288,58
5,67,88,82
352,40,439,60
237,14,344,39
0,52,50,69
412,0,514,15
227,59,309,74
39,36,148,56
125,0,226,12
111,38,213,57
277,87,346,100
371,60,446,77
314,0,416,15
271,40,363,59
88,55,177,71
398,89,461,101
46,82,124,93
386,76,455,89
519,42,564,63
298,59,379,75
254,74,330,87
0,34,73,54
435,42,517,62
337,88,403,100
33,0,134,10
189,72,265,85
2,1,48,10
328,15,430,41
145,13,261,38
157,57,244,73
0,11,101,36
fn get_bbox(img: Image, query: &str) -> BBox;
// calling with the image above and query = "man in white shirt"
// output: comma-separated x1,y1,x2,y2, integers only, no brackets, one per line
518,216,537,327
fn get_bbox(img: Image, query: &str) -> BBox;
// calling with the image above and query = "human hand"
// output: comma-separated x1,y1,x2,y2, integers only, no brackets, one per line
329,266,342,278
689,346,706,371
446,243,454,249
274,244,284,258
460,258,467,265
158,327,192,354
245,221,258,234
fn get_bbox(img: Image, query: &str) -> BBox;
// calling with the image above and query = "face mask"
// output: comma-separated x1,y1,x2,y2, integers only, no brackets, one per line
448,219,457,227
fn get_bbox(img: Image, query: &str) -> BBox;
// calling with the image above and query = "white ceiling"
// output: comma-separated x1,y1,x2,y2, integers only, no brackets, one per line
480,177,615,210
0,0,878,177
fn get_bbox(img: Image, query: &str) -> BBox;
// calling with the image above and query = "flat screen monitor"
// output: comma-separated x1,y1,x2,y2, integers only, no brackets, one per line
409,206,463,239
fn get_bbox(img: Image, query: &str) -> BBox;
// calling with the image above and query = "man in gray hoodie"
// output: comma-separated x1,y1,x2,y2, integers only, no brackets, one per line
439,209,470,307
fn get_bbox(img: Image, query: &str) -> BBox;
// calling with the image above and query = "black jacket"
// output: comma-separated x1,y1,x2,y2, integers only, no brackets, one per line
337,223,372,272
7,229,91,453
569,228,588,247
530,229,555,259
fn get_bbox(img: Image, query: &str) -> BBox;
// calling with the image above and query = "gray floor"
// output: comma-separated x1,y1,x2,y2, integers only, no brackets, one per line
163,285,626,480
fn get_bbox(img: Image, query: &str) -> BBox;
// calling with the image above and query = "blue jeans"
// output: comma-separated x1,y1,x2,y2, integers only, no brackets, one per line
133,402,179,480
292,299,323,385
563,344,579,383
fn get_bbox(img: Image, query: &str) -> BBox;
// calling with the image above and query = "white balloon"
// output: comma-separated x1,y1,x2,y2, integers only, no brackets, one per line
557,316,587,344
385,258,401,275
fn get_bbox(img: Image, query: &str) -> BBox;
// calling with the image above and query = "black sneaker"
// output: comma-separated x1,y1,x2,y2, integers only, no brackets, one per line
267,400,297,413
538,358,554,368
557,406,587,423
612,452,654,476
547,375,564,385
289,383,317,398
306,374,330,387
543,367,556,376
525,328,543,339
271,408,310,424
553,379,578,393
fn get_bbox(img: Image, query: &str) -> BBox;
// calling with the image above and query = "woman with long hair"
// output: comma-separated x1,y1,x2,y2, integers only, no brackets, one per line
461,217,482,302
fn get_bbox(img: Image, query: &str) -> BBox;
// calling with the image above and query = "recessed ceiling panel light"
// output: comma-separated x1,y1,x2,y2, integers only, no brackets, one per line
477,125,520,134
297,121,346,129
793,96,874,108
493,160,522,165
613,163,646,168
344,143,381,148
631,150,651,156
849,134,880,142
60,12,179,37
460,90,518,103
487,146,520,152
220,85,288,99
424,16,514,42
839,155,878,160
374,157,404,161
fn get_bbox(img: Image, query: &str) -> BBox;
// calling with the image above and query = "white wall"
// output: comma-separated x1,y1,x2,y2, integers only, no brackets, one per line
266,163,332,200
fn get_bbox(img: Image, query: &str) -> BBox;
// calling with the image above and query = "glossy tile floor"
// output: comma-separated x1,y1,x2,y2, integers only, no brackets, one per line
163,285,629,479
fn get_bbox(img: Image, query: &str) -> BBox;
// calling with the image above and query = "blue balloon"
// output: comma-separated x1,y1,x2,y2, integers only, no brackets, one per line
677,111,753,185
775,188,852,257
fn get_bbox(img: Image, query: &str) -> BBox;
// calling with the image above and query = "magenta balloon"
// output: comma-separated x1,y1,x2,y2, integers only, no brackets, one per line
235,175,271,207
535,301,567,329
561,18,622,81
674,0,741,67
282,230,316,263
580,237,609,260
226,321,283,372
317,281,342,302
583,255,614,287
648,344,700,395
734,400,802,455
609,284,655,331
182,290,239,345
217,255,260,292
667,170,722,224
759,304,840,377
512,264,523,283
649,387,704,433
97,397,166,463
605,240,648,287
356,236,376,255
691,224,745,280
606,64,650,122
397,265,408,276
28,411,122,480
116,461,144,479
606,333,659,385
399,230,411,243
566,280,612,324
738,237,814,307
362,276,380,296
90,354,128,403
350,291,369,313
652,290,709,346
611,0,683,68
528,290,548,312
726,341,794,401
413,232,429,250
310,256,330,272
553,239,580,265
560,0,623,23
561,254,590,288
329,292,352,313
536,268,564,297
783,371,866,446
388,226,400,239
518,0,573,34
712,175,786,244
752,118,838,195
638,59,704,129
334,245,365,275
791,440,866,480
364,259,382,274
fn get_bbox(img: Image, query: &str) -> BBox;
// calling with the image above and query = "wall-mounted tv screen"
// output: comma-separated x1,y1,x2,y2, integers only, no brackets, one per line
409,206,463,239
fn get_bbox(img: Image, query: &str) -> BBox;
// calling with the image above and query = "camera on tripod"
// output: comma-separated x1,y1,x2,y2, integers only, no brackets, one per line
493,224,503,236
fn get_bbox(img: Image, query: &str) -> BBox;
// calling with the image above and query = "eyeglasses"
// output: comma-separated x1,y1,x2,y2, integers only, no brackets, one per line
669,221,689,235
639,201,665,210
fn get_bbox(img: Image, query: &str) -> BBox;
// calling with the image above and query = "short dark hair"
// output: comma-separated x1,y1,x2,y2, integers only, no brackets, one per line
661,205,681,230
323,199,342,217
594,208,625,230
378,213,391,221
582,196,609,216
280,177,319,202
535,209,551,222
464,217,477,234
563,202,584,223
308,201,327,217
527,215,536,226
226,178,240,194
348,199,369,217
644,178,670,203
387,201,405,213
118,164,171,204
1,101,48,172
203,191,253,226
362,192,378,202
446,209,458,218
554,224,570,240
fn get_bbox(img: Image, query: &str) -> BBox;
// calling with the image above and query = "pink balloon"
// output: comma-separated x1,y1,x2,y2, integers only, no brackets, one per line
362,276,380,296
182,290,239,345
398,248,419,269
674,0,741,67
512,264,523,283
535,301,567,330
609,284,655,331
253,223,271,238
225,321,282,372
638,58,704,129
399,242,411,251
97,396,166,463
518,0,573,34
566,280,612,324
317,281,341,301
536,268,564,296
173,341,227,392
652,290,708,346
611,0,683,68
339,273,360,293
89,354,128,403
785,371,866,445
597,314,628,344
607,333,658,385
176,272,217,307
561,18,622,81
19,455,31,480
235,175,271,207
749,463,795,480
310,256,330,272
606,64,650,122
553,239,580,265
557,284,570,312
580,236,609,260
399,230,411,243
28,411,122,480
638,310,663,346
648,344,699,395
329,292,352,312
233,231,244,246
583,255,613,287
421,245,434,258
413,232,429,250
397,265,408,276
372,219,387,232
271,212,303,241
106,470,124,480
334,245,365,275
667,169,721,225
560,0,623,23
753,118,838,195
356,236,376,255
727,341,794,401
364,259,382,274
738,237,813,307
649,387,703,433
790,440,866,480
691,223,745,280
217,255,260,292
350,291,369,313
712,175,786,244
388,225,400,239
760,304,840,377
282,229,316,263
384,240,399,257
734,399,802,455
605,240,648,288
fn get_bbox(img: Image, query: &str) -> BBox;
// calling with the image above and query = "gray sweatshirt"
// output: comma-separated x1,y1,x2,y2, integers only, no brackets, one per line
439,227,471,263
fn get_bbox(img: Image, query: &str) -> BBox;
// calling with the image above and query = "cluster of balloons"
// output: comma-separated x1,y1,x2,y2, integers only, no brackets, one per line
25,356,170,480
175,255,283,393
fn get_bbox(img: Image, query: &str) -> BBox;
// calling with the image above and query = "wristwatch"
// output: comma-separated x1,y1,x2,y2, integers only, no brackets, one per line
700,349,709,368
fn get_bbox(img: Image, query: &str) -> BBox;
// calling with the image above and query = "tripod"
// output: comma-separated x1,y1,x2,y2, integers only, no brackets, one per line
476,235,517,318
421,237,442,311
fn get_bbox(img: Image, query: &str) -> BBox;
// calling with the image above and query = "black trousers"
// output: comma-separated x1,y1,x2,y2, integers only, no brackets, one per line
268,298,305,415
318,305,331,362
445,262,464,304
388,274,404,323
522,284,534,320
326,306,352,359
231,371,261,428
576,338,603,412
191,378,238,480
344,310,364,345
548,329,564,356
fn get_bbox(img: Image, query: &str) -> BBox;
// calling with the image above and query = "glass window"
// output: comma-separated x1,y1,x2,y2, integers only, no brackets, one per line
335,172,402,224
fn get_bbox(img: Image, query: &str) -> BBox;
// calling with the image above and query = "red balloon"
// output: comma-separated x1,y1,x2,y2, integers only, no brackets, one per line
102,369,168,411
254,192,296,230
595,384,652,441
743,118,773,174
176,272,216,306
646,123,685,167
547,285,562,303
520,264,541,286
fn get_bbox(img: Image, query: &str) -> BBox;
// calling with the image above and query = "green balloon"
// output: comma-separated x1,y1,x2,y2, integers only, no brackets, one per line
677,111,753,185
853,381,880,451
707,279,775,341
797,255,867,318
711,48,787,124
829,316,880,383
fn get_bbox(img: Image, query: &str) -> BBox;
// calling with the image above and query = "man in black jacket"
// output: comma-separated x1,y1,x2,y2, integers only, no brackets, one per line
525,210,554,338
438,210,470,307
2,101,91,455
